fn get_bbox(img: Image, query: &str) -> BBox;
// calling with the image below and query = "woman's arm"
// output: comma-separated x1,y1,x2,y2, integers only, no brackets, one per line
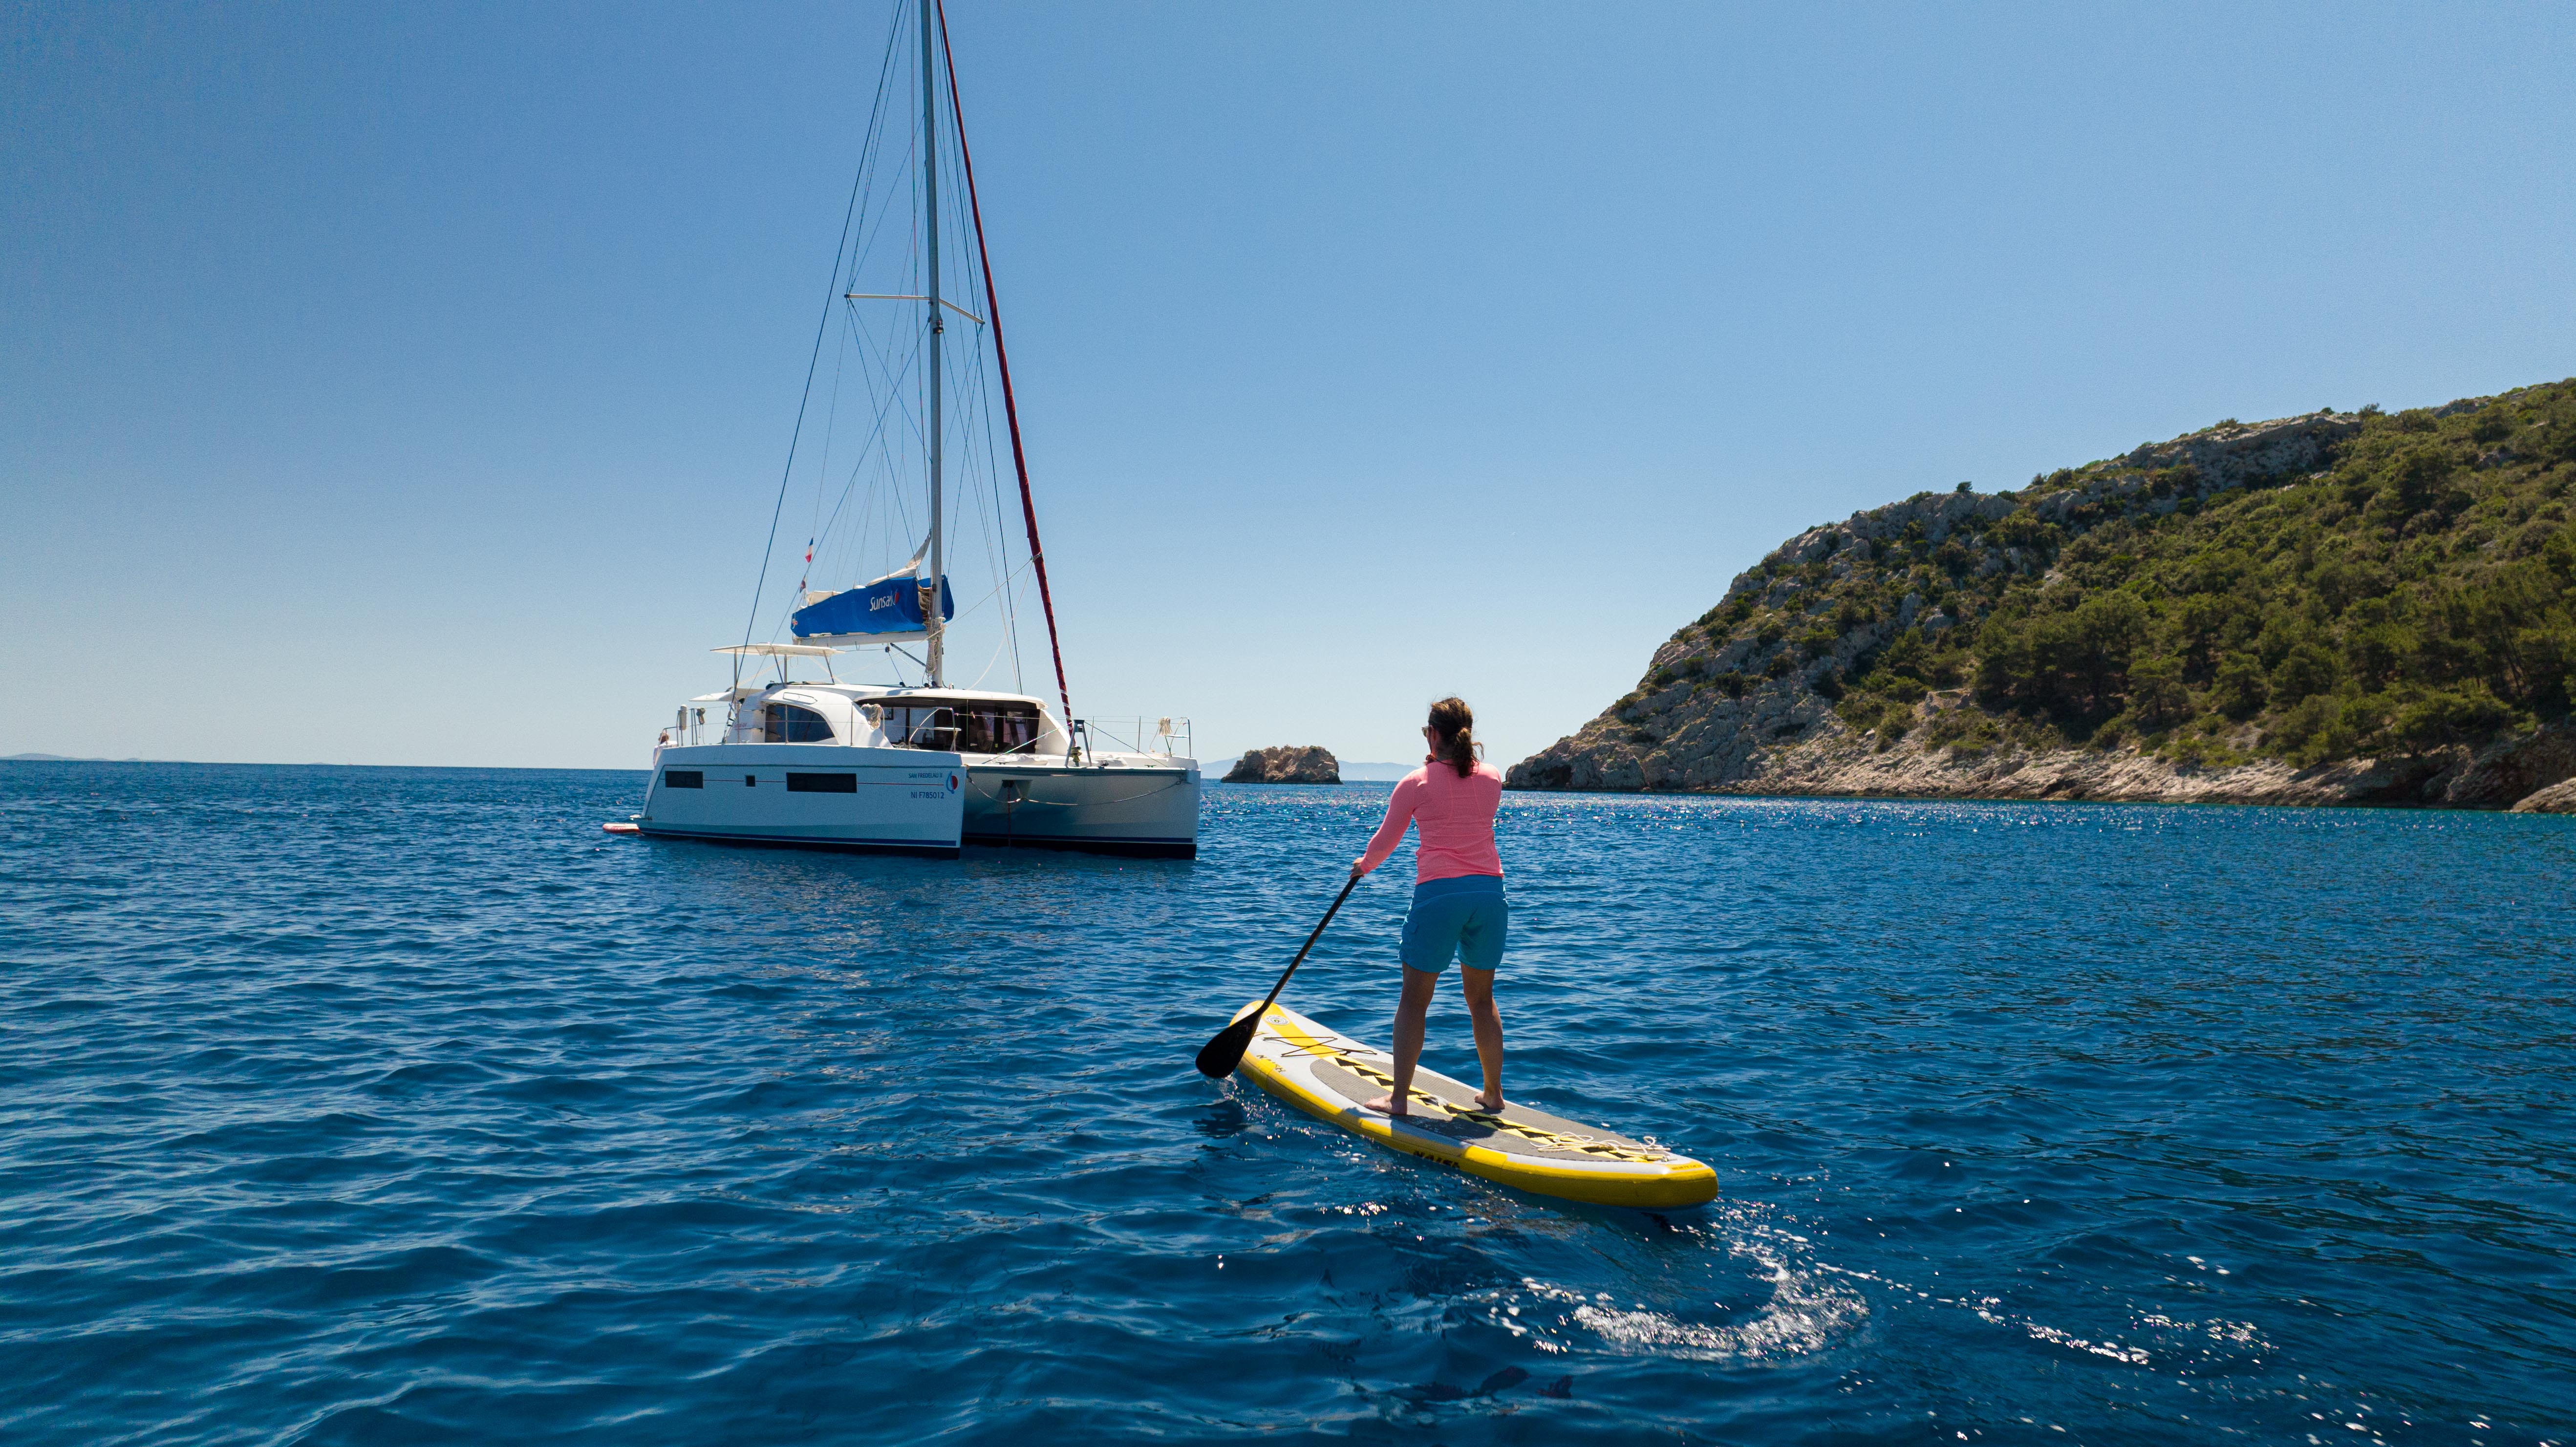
1352,775,1424,877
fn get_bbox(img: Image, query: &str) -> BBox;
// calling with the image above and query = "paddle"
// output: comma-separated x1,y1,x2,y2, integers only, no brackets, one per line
1194,872,1361,1078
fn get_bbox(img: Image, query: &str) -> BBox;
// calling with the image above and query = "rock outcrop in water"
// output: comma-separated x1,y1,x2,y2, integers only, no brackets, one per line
1224,745,1341,785
1510,382,2576,810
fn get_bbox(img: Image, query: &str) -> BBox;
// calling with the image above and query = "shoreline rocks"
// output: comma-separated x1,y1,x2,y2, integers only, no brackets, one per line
1512,713,2576,811
1223,745,1341,785
2511,778,2576,814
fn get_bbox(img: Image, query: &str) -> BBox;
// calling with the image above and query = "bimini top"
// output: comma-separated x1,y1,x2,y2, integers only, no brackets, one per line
713,643,841,658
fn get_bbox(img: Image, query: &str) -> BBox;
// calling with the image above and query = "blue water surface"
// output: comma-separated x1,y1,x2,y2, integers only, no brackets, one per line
3,762,2572,1445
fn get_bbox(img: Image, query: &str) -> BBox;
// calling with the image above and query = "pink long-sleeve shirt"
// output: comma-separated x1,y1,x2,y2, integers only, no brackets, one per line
1355,758,1505,884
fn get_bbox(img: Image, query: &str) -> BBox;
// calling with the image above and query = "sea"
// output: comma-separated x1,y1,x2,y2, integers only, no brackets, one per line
4,761,2571,1445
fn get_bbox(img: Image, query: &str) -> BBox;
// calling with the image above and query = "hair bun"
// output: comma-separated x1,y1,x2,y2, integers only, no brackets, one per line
1427,697,1477,778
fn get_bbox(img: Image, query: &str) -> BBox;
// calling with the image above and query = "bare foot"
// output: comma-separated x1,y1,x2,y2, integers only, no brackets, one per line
1361,1095,1408,1117
1477,1090,1504,1113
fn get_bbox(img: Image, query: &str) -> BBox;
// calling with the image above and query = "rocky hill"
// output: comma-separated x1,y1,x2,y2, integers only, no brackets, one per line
1508,379,2576,810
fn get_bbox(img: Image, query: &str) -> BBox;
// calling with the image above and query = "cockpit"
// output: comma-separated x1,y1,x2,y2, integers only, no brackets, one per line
862,697,1045,753
730,690,1054,756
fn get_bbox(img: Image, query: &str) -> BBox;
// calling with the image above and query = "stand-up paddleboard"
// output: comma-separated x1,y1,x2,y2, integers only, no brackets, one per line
1231,1000,1718,1209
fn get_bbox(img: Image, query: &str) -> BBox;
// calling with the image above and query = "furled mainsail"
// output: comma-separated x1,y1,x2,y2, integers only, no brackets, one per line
791,566,957,642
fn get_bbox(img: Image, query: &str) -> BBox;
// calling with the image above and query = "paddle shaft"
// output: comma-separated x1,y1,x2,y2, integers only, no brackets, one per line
1257,872,1359,1018
1196,872,1360,1077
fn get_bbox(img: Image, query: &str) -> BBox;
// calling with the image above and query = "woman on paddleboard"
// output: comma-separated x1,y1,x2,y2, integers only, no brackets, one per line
1351,696,1506,1118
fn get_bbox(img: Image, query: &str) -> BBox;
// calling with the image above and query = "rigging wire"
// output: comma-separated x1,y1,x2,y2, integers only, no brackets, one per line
814,298,926,572
777,23,911,645
938,0,1073,724
974,331,1026,694
763,125,924,640
945,312,1016,692
942,134,1023,692
746,1,1053,710
734,7,907,691
965,560,1037,688
736,173,865,692
766,323,916,647
779,24,915,633
801,287,852,599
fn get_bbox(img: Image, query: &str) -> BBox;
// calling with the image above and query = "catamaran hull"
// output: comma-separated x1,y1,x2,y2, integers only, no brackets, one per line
629,745,1199,858
635,744,966,857
961,762,1200,858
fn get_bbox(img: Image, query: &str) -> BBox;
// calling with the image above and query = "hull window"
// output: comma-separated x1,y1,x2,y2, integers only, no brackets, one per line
762,703,836,744
786,773,859,793
662,770,704,789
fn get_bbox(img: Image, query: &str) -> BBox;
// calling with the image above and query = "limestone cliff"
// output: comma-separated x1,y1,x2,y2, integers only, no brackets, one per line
1509,383,2576,810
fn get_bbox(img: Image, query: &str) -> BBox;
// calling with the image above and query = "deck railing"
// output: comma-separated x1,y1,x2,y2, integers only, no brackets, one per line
1074,716,1193,761
658,705,721,748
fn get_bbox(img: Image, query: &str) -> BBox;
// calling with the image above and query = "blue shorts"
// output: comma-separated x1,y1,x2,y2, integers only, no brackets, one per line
1400,875,1508,975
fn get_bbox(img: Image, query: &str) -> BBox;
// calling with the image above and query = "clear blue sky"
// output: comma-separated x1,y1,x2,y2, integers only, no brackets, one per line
7,2,2573,768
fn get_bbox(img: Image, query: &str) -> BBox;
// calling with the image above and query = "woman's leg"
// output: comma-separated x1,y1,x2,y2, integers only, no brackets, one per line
1460,966,1503,1112
1364,967,1441,1116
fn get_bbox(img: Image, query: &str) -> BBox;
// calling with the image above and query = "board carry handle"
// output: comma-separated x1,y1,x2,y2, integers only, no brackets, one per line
1194,872,1360,1078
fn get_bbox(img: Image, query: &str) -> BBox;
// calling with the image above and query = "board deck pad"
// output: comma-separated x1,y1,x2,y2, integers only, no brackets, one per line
1232,1001,1719,1209
1303,1052,1663,1161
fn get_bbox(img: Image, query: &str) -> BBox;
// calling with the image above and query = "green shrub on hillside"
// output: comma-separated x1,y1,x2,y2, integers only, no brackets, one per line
1701,380,2576,770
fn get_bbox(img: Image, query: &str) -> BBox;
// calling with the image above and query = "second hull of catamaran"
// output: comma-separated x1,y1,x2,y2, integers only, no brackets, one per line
957,756,1199,857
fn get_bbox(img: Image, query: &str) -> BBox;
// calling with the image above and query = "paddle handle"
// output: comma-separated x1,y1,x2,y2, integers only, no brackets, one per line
1253,872,1359,1018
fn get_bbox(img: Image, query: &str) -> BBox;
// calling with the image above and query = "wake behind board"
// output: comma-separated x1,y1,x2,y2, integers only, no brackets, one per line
1232,1001,1718,1209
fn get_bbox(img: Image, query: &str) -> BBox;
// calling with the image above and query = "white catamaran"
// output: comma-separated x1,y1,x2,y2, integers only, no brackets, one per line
623,0,1200,859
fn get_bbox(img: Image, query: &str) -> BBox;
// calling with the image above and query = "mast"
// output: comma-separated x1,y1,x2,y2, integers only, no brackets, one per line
919,0,945,686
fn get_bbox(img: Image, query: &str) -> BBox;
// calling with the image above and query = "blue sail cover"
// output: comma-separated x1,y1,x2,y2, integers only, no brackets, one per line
790,574,956,641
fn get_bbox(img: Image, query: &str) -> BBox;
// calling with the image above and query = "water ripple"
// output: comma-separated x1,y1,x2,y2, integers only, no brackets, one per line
2,763,2572,1443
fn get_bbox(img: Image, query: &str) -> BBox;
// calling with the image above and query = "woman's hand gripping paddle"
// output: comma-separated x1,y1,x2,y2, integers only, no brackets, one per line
1195,872,1361,1078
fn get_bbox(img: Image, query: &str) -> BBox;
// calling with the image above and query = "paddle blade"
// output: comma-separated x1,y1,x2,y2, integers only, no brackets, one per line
1195,1012,1260,1079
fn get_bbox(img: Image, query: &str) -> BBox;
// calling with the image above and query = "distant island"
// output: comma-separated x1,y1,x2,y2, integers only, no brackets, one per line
3,753,150,763
1209,754,1417,783
1223,746,1341,784
1510,379,2576,811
